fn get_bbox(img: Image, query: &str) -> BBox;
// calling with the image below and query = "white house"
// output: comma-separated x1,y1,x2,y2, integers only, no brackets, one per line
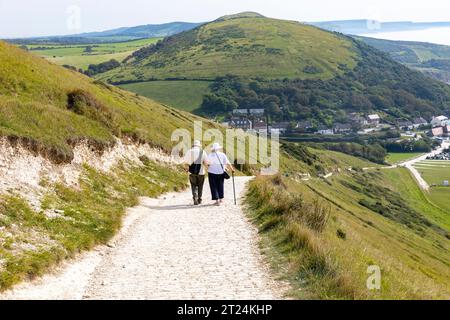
249,109,265,115
431,115,448,128
229,118,252,131
367,114,381,126
232,109,248,115
317,126,334,135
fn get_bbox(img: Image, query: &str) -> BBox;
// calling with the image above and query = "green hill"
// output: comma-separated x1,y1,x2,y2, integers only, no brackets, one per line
99,14,358,82
355,36,450,83
98,13,450,120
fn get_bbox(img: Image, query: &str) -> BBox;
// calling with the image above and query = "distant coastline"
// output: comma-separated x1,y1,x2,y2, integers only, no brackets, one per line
359,27,450,46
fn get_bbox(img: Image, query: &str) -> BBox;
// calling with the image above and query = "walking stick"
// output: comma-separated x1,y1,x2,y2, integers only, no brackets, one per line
232,171,237,205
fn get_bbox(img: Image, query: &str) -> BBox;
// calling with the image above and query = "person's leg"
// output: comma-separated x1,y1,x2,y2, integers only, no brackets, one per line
198,175,205,204
218,175,225,201
209,174,219,202
189,175,199,205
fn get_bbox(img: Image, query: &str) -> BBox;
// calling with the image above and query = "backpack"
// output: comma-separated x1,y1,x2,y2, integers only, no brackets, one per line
189,149,203,175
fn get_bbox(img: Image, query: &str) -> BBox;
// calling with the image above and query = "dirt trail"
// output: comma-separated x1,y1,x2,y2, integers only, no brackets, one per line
1,177,286,300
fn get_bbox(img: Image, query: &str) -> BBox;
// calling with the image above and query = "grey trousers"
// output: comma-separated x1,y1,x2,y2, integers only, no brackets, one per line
189,174,205,200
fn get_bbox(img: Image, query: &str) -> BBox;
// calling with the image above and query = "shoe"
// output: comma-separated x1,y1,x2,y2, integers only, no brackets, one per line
198,199,202,205
193,198,199,205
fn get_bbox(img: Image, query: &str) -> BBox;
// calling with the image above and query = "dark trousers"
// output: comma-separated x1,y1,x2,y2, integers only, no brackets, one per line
208,173,225,201
189,174,205,200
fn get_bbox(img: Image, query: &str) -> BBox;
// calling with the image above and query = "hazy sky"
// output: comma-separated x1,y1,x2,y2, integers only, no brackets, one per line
1,0,450,38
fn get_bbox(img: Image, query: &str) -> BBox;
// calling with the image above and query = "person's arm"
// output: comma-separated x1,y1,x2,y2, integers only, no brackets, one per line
202,152,209,169
224,154,235,172
184,150,192,172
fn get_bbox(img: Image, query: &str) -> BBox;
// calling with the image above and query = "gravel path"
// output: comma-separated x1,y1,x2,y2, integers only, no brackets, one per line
1,176,286,300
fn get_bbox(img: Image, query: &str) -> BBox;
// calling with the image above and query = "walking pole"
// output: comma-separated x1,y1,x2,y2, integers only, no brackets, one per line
232,171,237,205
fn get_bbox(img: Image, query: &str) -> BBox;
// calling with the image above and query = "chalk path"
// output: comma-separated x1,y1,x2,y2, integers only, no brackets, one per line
1,177,287,300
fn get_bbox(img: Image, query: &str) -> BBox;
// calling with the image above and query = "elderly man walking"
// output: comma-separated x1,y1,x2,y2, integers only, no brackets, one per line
184,140,208,205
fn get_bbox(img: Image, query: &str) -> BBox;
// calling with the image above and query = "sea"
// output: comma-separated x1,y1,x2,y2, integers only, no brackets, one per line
359,27,450,46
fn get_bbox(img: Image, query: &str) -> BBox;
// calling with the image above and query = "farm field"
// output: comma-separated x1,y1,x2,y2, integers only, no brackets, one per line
119,80,211,112
414,160,450,185
413,160,450,213
24,38,161,70
386,152,424,164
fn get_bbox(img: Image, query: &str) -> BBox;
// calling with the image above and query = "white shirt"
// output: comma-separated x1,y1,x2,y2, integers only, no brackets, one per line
184,147,208,175
207,151,231,175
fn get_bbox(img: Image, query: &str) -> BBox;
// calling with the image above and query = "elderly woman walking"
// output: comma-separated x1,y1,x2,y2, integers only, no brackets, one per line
206,143,235,206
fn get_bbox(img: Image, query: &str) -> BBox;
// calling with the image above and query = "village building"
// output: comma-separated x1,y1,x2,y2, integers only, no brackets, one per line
333,123,352,134
249,109,265,116
431,115,448,128
367,114,381,126
430,126,445,137
317,125,334,135
412,117,428,129
295,120,314,132
397,120,414,131
232,108,265,117
232,109,249,116
270,122,290,134
229,118,252,131
349,114,368,126
253,121,268,134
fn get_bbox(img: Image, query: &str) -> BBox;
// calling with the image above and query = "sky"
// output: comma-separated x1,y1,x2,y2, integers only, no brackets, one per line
1,0,450,38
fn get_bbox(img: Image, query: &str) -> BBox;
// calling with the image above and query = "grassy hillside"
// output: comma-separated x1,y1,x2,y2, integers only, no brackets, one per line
0,41,215,163
99,14,357,82
0,40,220,290
23,38,160,71
119,80,211,112
356,36,450,83
247,150,450,299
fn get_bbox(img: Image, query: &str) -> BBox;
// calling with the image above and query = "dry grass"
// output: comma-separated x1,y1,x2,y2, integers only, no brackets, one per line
246,171,450,300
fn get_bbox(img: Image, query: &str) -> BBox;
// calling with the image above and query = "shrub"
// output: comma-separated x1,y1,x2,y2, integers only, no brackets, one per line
67,89,119,135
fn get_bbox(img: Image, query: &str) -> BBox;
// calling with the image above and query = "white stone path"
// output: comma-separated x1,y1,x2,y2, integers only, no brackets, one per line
1,177,287,300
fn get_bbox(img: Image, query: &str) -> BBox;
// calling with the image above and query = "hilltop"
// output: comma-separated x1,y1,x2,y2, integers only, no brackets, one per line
99,14,358,82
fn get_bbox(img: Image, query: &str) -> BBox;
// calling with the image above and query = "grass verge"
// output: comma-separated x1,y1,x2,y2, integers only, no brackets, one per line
245,170,450,300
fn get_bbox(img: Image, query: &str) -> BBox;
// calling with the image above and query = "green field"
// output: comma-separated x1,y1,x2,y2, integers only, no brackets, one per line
119,80,211,112
386,152,424,164
26,38,161,70
414,160,450,185
413,160,450,214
